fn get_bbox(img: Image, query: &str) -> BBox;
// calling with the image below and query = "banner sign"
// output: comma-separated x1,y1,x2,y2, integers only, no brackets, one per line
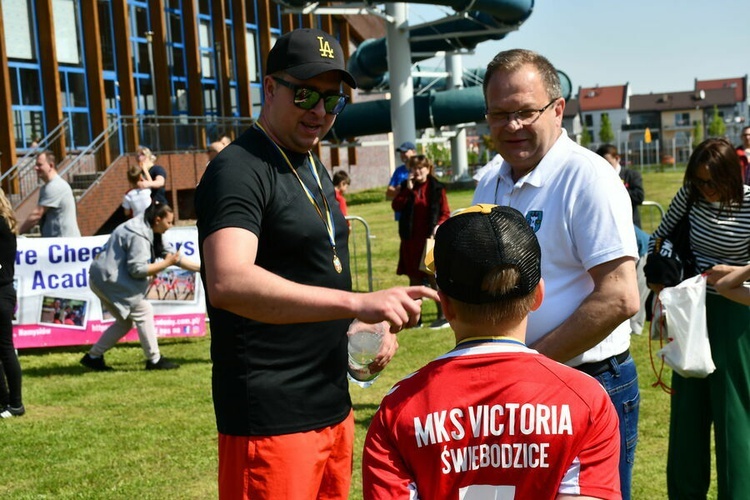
12,226,206,349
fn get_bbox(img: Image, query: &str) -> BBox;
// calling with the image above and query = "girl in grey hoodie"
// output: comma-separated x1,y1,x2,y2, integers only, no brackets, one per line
81,203,199,371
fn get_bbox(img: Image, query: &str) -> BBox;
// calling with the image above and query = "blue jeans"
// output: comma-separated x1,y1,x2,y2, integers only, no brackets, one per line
635,226,650,257
592,353,640,500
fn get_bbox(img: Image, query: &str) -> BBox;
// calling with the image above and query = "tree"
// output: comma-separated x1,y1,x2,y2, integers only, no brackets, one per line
580,127,592,147
707,105,726,138
599,113,615,144
692,120,704,147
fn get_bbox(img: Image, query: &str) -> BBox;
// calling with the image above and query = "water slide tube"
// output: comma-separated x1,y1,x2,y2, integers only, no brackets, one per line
325,67,571,140
346,0,533,91
276,0,570,140
322,0,566,140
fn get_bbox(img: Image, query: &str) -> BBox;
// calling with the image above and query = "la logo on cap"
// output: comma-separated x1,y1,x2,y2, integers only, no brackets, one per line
317,36,335,59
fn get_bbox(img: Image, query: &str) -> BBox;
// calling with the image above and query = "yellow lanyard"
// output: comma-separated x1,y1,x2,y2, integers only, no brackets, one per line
254,123,342,273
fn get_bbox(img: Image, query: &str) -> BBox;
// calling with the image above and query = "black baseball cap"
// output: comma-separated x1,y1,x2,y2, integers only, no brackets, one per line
266,28,357,88
430,204,541,304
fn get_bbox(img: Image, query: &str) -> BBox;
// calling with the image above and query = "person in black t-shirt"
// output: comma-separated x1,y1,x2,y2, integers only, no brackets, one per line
195,28,438,499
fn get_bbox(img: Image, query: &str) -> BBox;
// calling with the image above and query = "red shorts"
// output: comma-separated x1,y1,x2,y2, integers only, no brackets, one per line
218,411,354,500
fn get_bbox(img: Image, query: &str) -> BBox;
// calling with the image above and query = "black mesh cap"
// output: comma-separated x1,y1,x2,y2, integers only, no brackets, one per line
434,204,541,304
266,29,357,88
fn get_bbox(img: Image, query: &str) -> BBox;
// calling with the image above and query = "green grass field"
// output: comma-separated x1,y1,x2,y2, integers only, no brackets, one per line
3,168,718,499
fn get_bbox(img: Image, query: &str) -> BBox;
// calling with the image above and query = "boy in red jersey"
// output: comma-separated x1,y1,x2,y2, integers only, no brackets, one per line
362,204,621,499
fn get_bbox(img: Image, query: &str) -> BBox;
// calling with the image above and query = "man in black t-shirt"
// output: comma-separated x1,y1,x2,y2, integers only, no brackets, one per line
195,28,437,499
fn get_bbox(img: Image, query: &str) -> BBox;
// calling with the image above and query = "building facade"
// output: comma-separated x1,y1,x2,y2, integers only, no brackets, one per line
0,0,392,234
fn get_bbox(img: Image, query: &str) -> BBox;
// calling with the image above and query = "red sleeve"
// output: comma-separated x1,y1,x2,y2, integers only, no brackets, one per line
362,407,418,500
335,191,348,217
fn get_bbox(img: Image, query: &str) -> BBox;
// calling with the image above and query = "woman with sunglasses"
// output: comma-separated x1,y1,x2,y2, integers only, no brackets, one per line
646,138,750,498
392,154,451,329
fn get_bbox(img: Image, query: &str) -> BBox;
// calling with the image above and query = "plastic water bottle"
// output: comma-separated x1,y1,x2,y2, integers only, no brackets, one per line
347,320,386,388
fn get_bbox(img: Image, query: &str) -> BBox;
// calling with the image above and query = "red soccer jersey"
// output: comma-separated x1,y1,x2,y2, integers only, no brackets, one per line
362,342,621,499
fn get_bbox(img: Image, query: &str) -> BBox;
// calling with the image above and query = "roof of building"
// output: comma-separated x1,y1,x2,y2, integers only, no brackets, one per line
563,97,579,117
695,76,747,103
577,84,628,111
629,88,736,112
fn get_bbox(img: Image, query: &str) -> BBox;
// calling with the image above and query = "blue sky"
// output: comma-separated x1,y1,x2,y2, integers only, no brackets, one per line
409,0,750,96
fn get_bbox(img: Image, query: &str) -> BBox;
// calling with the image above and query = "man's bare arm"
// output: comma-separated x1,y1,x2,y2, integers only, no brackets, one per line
202,227,437,331
530,256,640,363
18,205,47,234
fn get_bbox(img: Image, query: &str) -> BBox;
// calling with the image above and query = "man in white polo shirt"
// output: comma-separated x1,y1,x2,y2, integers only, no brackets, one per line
473,49,640,499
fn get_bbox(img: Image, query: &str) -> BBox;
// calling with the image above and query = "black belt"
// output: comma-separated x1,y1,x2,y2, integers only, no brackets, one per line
575,349,630,378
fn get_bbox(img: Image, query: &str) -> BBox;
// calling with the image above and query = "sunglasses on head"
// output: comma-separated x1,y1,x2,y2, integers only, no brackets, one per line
273,77,349,115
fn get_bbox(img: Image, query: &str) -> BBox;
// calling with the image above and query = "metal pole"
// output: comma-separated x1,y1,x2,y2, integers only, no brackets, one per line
216,41,224,118
446,53,467,180
385,4,416,149
639,141,643,168
145,31,159,150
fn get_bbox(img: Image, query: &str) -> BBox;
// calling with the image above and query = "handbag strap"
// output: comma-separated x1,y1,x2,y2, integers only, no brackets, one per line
649,292,675,394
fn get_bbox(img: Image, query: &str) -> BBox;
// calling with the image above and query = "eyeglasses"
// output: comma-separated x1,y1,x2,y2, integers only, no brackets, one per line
273,77,349,115
693,177,718,190
485,98,559,127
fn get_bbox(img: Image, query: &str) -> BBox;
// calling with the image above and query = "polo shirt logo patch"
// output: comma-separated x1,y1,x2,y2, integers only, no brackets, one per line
526,211,543,232
317,37,335,59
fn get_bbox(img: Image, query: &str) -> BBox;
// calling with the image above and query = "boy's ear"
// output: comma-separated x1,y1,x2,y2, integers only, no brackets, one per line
438,290,455,321
531,278,544,312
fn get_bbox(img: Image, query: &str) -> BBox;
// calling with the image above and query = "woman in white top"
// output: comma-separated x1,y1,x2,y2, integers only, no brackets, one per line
122,163,152,218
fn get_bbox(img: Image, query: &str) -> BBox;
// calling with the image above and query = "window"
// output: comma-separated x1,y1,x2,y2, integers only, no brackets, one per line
104,80,119,111
53,0,82,65
98,1,117,72
675,113,690,127
128,0,153,115
66,72,87,107
245,0,256,24
584,114,593,127
3,0,35,59
5,0,45,148
18,68,42,105
245,30,259,83
199,20,214,78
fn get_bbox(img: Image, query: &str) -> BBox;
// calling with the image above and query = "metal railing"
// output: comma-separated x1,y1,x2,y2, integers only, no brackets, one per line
3,115,257,209
346,215,374,292
640,200,665,233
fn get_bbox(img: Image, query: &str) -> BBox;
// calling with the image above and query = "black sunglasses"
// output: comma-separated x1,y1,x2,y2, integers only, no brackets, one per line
693,177,718,190
272,77,349,115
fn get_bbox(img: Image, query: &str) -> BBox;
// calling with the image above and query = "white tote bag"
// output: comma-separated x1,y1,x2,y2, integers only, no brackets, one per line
656,274,715,378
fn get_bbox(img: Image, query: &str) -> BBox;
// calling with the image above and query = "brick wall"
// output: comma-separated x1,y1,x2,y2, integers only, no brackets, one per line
77,151,210,235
